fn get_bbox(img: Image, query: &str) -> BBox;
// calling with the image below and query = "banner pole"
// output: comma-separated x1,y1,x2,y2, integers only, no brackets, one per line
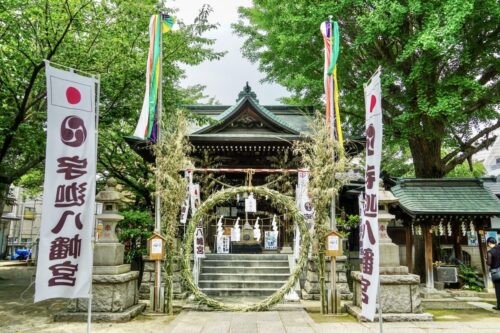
152,12,164,312
378,278,383,332
87,74,100,333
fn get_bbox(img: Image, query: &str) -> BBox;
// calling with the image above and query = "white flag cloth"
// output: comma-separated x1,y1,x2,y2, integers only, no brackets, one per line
35,63,97,302
361,68,383,321
190,183,200,214
194,226,205,258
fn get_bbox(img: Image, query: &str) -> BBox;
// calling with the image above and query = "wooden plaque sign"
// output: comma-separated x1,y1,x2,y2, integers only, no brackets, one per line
148,232,166,260
325,230,343,257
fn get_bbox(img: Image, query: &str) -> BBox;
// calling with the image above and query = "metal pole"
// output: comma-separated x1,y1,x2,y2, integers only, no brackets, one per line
87,73,100,333
378,279,383,333
152,12,164,312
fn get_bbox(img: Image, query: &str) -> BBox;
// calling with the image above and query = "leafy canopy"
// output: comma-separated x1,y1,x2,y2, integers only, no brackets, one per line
234,0,499,178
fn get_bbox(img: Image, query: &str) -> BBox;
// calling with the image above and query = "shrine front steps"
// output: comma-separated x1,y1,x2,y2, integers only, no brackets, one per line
199,253,290,297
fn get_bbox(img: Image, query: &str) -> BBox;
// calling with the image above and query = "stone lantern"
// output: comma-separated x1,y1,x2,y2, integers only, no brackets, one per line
93,178,126,271
347,184,431,321
55,178,145,322
378,186,407,273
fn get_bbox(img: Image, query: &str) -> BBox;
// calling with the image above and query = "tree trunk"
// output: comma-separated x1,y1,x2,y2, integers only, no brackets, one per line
408,116,445,178
452,223,463,264
0,181,11,222
0,181,12,258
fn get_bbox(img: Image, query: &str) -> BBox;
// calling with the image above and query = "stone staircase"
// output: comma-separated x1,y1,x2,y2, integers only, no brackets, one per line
199,253,290,297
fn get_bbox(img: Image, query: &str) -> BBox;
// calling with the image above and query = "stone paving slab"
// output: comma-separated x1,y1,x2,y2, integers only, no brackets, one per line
162,309,500,333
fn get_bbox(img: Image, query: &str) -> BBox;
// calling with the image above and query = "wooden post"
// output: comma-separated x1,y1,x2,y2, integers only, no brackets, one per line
405,223,413,273
477,228,490,291
422,224,434,289
452,223,463,263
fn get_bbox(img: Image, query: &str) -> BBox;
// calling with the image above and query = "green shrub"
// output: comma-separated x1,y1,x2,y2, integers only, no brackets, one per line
458,264,484,292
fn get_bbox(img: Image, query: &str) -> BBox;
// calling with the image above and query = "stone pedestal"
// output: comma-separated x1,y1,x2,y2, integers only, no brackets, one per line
347,271,433,321
139,257,187,301
346,187,431,321
301,256,352,301
54,178,145,322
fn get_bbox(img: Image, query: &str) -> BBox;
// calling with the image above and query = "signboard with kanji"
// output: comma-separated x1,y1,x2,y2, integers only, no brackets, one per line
148,233,166,261
325,230,343,257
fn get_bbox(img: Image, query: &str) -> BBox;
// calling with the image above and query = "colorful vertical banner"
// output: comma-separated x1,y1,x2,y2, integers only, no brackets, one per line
360,68,383,320
320,19,343,147
133,14,174,142
35,63,98,302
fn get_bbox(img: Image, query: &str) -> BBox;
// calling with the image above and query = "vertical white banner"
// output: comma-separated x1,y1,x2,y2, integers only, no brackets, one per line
194,225,205,258
179,170,191,224
361,69,382,320
35,63,97,302
190,183,200,214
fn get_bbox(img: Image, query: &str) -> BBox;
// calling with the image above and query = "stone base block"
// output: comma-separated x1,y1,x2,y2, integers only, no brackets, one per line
93,243,124,266
379,266,409,275
54,303,146,322
93,264,130,275
352,271,422,313
280,246,293,254
68,271,139,313
379,242,401,268
345,304,433,322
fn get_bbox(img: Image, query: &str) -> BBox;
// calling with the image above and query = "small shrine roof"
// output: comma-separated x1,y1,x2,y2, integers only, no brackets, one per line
483,177,500,197
391,178,500,217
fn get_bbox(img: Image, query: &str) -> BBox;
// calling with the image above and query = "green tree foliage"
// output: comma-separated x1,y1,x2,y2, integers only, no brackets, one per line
118,210,154,264
0,0,224,216
234,0,499,178
445,161,486,178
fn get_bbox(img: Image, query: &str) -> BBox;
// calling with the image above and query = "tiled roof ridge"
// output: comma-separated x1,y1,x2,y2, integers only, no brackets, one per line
397,178,484,187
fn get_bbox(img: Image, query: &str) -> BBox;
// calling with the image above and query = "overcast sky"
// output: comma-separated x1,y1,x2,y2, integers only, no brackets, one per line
172,0,290,105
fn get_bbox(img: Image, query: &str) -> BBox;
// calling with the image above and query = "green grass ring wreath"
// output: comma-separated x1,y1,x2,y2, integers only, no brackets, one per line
181,186,311,311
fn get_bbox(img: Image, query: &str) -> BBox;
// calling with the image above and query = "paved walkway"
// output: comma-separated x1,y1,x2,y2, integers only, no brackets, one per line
2,264,500,333
164,309,500,333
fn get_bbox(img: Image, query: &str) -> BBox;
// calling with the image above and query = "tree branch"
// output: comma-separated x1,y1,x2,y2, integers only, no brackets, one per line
0,1,92,165
442,119,500,165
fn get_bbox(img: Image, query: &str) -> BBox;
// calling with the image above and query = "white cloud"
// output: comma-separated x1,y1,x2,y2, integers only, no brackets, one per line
172,0,290,104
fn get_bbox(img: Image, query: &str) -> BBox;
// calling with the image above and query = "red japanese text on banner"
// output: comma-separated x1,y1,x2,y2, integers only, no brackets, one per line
35,63,97,302
361,69,382,321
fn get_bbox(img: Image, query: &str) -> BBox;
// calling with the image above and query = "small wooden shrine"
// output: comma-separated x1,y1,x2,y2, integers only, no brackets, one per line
390,178,500,288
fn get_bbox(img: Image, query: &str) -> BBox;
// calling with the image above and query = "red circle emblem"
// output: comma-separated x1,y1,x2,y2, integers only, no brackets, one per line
66,87,81,104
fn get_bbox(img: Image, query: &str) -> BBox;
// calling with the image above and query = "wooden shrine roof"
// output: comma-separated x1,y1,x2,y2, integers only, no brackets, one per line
186,83,311,144
391,178,500,217
125,83,364,162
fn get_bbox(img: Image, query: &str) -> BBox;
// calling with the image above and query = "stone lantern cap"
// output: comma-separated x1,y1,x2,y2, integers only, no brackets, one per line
379,188,399,204
95,178,122,203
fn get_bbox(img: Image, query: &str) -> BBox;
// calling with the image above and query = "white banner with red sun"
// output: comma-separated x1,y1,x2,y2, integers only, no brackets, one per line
35,63,98,302
360,68,382,321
